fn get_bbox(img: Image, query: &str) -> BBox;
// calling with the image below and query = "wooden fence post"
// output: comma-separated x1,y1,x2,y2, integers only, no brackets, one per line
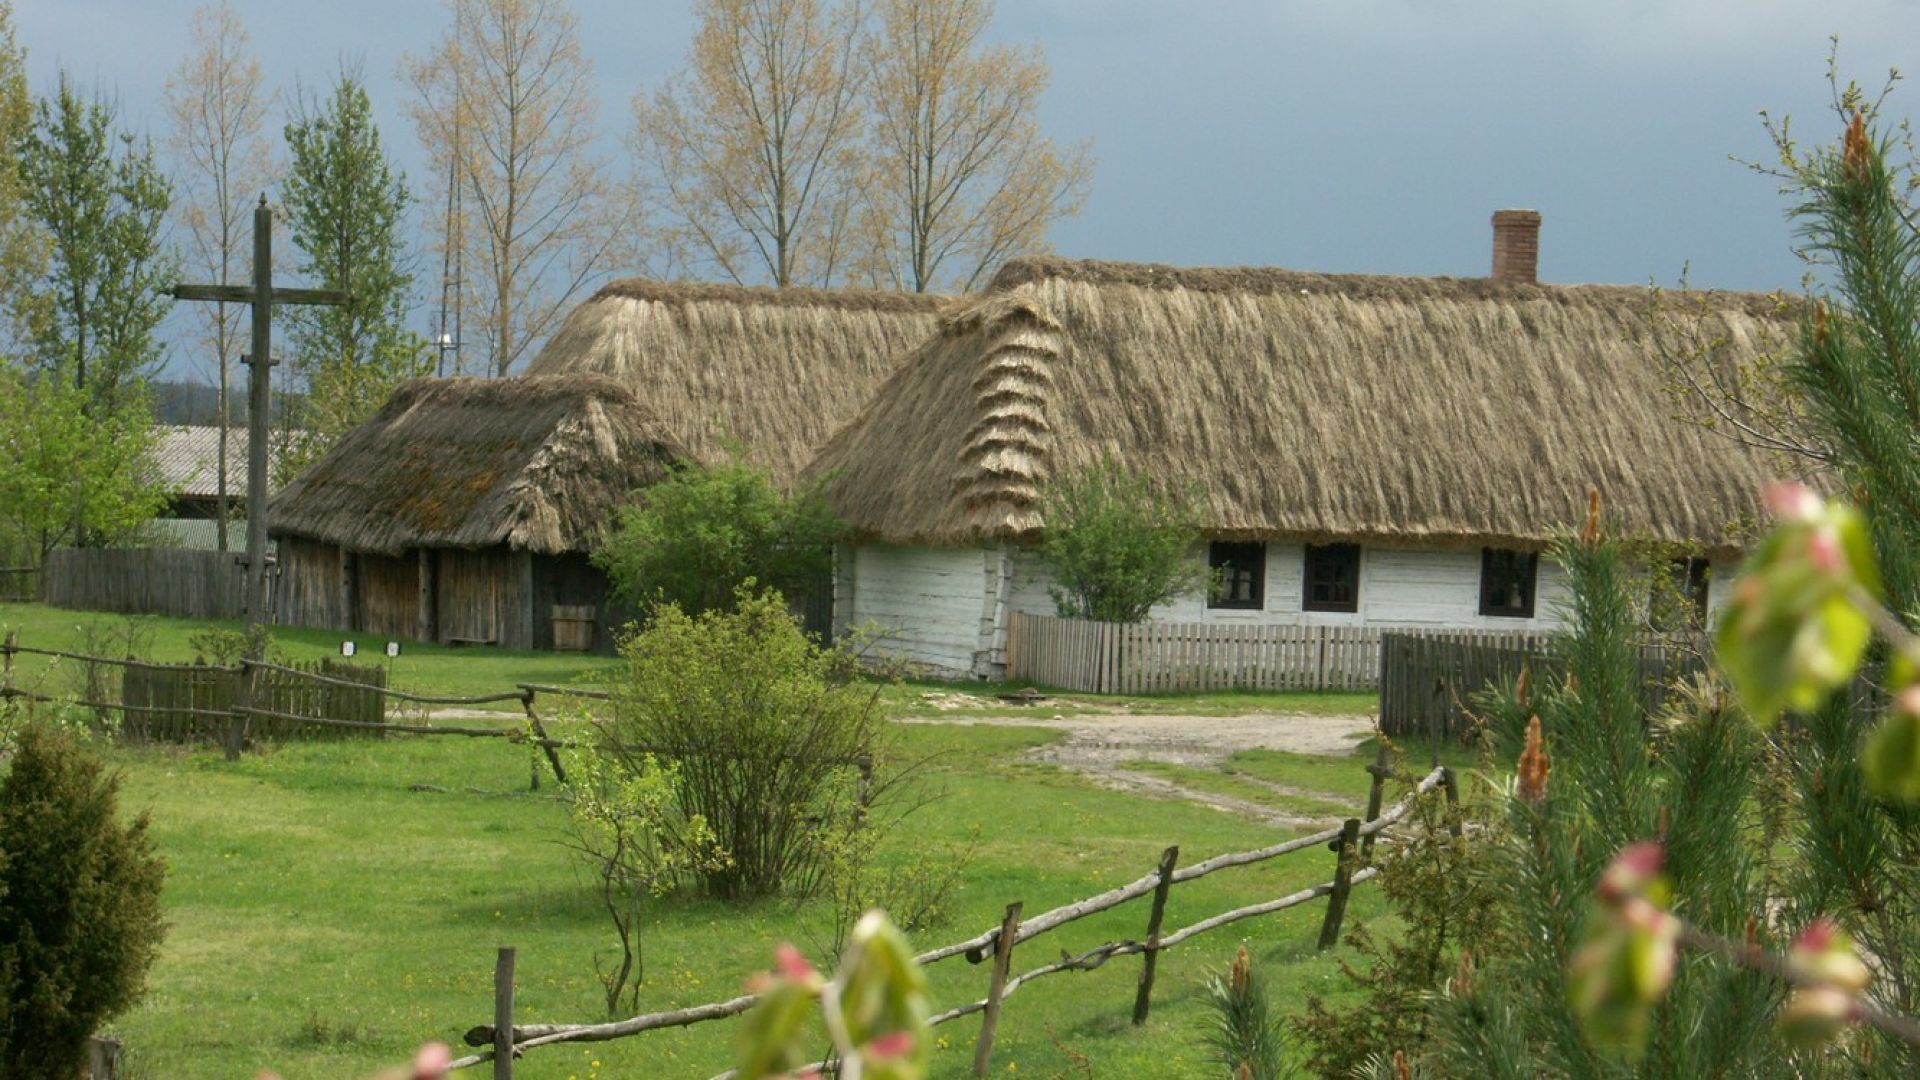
1131,845,1179,1026
494,946,517,1080
519,690,568,787
87,1035,122,1080
228,651,265,762
973,902,1023,1077
1441,766,1465,838
2,630,15,699
1360,741,1390,861
1317,817,1363,951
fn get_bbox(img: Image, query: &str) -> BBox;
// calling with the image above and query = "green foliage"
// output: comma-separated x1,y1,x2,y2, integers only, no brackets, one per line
1420,532,1786,1076
809,822,977,961
593,460,846,616
1201,944,1286,1080
1290,776,1499,1077
1036,456,1210,623
16,75,175,415
563,746,725,1016
0,3,39,348
0,363,168,559
279,68,427,481
0,721,166,1077
600,589,887,901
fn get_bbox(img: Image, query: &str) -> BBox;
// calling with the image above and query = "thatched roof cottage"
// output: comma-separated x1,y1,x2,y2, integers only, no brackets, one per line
271,280,944,651
807,214,1792,677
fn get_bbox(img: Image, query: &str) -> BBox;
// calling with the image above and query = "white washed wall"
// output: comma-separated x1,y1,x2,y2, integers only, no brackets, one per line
844,544,993,677
1010,544,1579,631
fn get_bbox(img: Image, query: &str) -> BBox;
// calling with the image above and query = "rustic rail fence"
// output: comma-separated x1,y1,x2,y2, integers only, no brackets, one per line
1007,612,1561,695
39,546,248,620
1377,631,1708,739
0,636,870,797
449,752,1456,1077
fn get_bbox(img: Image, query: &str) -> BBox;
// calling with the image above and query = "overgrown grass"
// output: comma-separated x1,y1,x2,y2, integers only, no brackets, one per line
74,716,1412,1079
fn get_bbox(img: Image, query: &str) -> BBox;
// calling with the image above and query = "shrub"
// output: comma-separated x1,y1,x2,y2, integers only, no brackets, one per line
599,588,888,902
593,460,846,616
0,721,166,1077
1202,944,1286,1080
1035,456,1210,623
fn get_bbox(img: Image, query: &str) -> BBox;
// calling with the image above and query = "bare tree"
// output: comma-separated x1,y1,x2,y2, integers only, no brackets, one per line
859,0,1091,293
403,0,621,376
0,1,38,352
166,1,272,551
635,0,868,287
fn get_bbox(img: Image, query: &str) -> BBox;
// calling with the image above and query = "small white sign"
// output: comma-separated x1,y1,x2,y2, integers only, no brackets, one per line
385,641,402,658
339,640,356,657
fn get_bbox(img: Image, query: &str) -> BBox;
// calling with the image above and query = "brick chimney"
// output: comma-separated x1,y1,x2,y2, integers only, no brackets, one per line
1491,209,1542,284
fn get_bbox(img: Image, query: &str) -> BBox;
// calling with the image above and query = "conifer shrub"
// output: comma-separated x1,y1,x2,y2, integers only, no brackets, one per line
0,720,166,1077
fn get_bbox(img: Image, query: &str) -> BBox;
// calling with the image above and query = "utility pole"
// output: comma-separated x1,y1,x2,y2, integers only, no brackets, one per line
172,196,350,632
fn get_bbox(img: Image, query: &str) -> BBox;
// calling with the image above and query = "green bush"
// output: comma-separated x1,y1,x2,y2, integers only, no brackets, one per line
593,460,845,616
0,720,166,1077
599,589,887,902
1035,456,1210,623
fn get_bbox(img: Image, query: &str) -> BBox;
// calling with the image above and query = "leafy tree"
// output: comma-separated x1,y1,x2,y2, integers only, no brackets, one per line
0,2,40,349
166,0,274,551
280,67,427,478
0,363,168,560
858,0,1092,292
16,75,176,417
0,721,167,1078
635,0,868,287
1034,456,1209,623
599,588,887,902
594,460,846,615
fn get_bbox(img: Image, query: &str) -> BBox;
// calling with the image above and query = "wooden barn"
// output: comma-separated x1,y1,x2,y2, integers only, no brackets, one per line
269,374,682,652
270,279,944,651
806,215,1795,678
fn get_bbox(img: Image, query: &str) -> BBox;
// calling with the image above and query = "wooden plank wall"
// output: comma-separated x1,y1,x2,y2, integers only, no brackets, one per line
437,548,530,650
120,658,386,743
356,552,419,641
41,547,247,620
276,537,345,629
1005,612,1558,696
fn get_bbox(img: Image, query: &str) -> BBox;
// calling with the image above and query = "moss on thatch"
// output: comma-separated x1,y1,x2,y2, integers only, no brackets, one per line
269,374,683,555
808,257,1795,554
526,278,947,483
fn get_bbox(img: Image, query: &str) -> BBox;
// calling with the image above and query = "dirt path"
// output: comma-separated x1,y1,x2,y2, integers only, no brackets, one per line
904,708,1378,829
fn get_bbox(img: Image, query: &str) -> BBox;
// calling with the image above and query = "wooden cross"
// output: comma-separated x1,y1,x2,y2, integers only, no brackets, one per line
171,196,349,631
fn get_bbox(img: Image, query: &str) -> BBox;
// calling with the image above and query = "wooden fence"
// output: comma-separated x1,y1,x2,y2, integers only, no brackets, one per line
119,658,385,742
0,566,36,603
40,547,247,620
449,754,1459,1077
1007,612,1564,695
1378,632,1707,738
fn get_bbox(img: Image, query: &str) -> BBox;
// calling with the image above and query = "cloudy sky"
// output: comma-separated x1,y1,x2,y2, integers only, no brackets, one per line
14,0,1920,370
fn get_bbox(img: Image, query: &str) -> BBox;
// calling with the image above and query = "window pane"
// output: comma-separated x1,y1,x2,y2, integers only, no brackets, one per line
1208,541,1266,609
1480,549,1537,618
1303,543,1360,613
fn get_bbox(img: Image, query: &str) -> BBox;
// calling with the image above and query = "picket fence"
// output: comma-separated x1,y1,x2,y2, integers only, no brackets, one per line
1005,612,1560,695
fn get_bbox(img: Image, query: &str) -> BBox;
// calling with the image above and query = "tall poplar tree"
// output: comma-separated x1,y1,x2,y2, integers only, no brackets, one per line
280,68,425,476
0,1,39,349
17,75,176,417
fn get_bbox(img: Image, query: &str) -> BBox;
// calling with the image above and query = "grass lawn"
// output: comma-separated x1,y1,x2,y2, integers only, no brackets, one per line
1,600,1431,1077
72,717,1431,1079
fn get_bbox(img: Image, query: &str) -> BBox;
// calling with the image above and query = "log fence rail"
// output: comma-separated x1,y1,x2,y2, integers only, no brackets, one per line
453,763,1453,1076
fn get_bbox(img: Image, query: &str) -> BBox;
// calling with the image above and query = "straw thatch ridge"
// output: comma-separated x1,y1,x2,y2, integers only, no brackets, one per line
270,374,683,555
809,256,1793,554
528,277,948,482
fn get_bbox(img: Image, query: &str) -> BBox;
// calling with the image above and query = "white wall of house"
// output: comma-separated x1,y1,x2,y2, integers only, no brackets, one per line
842,544,999,677
844,540,1739,680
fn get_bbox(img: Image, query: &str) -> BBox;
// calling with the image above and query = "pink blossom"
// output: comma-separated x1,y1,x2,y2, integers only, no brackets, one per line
1765,481,1824,522
1598,842,1665,902
866,1030,917,1059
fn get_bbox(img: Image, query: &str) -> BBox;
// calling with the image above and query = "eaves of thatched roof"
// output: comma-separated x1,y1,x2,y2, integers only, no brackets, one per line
268,374,683,555
807,256,1796,555
524,278,947,484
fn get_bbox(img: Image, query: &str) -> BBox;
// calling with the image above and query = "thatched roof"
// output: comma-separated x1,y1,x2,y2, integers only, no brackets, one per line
807,256,1793,554
525,279,946,483
269,374,683,555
